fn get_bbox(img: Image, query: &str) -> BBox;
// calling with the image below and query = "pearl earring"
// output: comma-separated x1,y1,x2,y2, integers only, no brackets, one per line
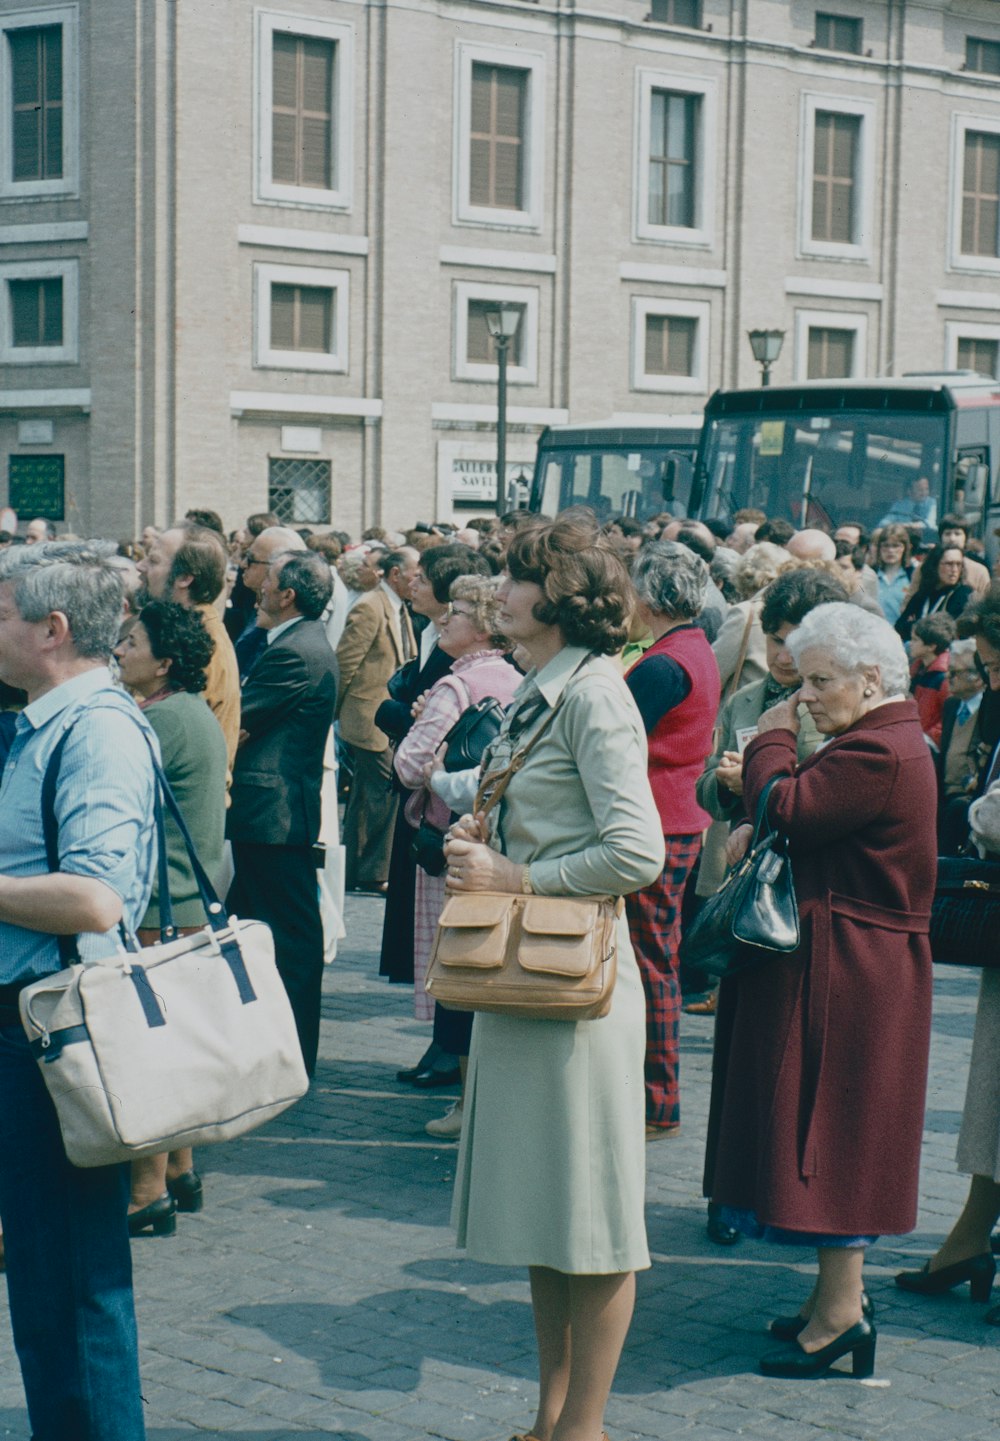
863,687,873,697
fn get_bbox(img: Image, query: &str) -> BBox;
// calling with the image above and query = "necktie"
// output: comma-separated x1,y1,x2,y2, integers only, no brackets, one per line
957,701,971,725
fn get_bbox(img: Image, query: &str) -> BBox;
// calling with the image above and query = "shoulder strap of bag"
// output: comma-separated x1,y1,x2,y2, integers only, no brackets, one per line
751,773,786,849
728,603,757,696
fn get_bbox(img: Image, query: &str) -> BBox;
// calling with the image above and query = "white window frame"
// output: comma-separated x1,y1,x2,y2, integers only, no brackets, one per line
0,5,79,201
634,69,717,249
793,307,867,380
254,9,353,212
631,296,709,394
453,280,539,385
0,257,77,363
453,41,545,232
945,320,1000,374
254,261,349,373
948,113,1000,277
798,92,875,262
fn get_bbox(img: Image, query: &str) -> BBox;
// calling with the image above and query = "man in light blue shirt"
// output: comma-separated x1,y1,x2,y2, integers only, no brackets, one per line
878,474,939,541
0,542,157,1441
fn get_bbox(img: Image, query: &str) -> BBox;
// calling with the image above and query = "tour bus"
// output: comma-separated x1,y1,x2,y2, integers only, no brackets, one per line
529,416,703,521
690,373,1000,554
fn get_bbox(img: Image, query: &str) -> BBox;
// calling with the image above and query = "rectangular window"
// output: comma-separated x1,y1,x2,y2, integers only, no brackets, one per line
644,314,697,377
9,276,62,347
255,262,349,373
271,32,334,190
649,0,700,25
465,298,526,367
8,454,65,523
270,283,334,353
812,110,859,243
962,131,1000,257
268,457,331,525
807,325,855,379
814,13,863,55
469,63,526,211
966,38,1000,76
957,336,999,377
9,24,62,182
648,91,698,229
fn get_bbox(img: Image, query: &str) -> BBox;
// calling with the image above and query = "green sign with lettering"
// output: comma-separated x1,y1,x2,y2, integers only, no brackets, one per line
8,455,65,522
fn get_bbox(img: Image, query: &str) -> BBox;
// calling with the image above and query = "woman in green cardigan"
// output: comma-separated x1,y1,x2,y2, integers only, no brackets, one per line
115,599,228,1236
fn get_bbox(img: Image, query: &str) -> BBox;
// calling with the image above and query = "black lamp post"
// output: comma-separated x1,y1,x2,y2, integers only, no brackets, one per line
486,306,522,516
747,328,785,387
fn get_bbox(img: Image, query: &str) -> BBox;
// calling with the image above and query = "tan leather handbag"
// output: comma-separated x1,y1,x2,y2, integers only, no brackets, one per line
425,891,622,1021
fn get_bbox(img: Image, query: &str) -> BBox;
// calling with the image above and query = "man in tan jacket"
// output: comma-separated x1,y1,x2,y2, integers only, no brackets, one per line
337,547,417,891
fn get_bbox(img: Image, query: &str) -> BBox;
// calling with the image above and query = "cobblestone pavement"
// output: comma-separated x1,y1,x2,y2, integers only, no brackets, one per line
1,894,997,1438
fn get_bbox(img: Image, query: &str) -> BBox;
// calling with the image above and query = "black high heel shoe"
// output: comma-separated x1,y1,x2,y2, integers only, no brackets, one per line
895,1252,995,1302
128,1194,176,1237
167,1169,203,1214
760,1319,876,1380
769,1290,874,1341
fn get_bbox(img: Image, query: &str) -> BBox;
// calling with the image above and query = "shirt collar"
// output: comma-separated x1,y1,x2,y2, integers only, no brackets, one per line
20,665,115,733
961,689,984,717
524,645,591,708
380,579,403,614
266,615,305,645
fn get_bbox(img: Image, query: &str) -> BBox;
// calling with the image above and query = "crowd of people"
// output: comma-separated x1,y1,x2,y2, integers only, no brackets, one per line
0,498,997,1439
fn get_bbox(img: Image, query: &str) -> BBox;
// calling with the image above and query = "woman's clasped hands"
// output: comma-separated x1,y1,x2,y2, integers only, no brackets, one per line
444,813,522,893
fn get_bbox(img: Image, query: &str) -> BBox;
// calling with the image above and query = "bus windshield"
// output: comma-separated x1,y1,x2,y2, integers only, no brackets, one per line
534,441,696,521
698,410,949,536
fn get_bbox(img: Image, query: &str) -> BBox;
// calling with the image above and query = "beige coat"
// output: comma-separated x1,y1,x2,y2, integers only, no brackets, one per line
335,586,415,751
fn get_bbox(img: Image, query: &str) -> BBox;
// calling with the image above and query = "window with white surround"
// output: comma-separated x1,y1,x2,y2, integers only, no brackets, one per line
454,42,545,230
453,281,538,384
631,297,709,393
0,257,77,363
0,6,78,200
254,262,349,372
635,70,716,247
946,322,1000,378
793,308,866,379
255,10,353,210
949,115,1000,274
798,93,874,260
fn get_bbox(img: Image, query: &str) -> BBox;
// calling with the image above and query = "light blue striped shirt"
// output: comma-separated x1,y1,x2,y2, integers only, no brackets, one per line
0,667,158,984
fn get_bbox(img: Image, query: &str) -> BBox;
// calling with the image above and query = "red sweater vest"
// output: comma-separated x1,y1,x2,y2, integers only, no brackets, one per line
629,626,721,835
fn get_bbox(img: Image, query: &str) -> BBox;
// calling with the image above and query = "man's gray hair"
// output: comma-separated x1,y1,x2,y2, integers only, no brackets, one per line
950,637,978,661
0,541,125,659
787,602,910,697
631,539,708,621
273,550,333,620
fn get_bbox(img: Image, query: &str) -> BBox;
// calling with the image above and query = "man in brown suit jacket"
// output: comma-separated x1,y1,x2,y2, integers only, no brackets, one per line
337,547,418,890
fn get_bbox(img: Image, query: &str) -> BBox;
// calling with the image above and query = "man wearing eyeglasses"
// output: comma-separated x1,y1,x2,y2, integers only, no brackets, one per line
939,638,987,854
234,526,306,678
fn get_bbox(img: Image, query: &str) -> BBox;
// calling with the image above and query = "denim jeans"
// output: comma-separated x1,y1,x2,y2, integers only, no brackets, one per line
0,1024,145,1441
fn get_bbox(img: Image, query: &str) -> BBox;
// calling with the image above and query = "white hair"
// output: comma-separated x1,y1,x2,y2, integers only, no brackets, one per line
787,602,910,697
949,637,977,661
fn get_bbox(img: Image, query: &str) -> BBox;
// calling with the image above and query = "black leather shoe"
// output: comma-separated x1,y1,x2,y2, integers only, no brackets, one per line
167,1169,203,1214
397,1043,441,1084
706,1204,741,1247
770,1291,873,1341
895,1252,995,1302
412,1061,461,1089
128,1194,176,1237
760,1320,876,1380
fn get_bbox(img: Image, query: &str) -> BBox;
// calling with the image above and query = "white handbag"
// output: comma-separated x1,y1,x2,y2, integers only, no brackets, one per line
19,717,309,1168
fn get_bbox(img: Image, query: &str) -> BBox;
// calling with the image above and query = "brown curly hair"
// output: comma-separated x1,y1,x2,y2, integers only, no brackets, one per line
504,517,632,654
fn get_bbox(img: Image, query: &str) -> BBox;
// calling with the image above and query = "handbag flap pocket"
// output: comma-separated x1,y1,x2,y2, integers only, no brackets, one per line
519,897,601,978
435,893,512,969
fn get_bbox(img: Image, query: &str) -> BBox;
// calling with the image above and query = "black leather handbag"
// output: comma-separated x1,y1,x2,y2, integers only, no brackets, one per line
930,854,1000,968
680,775,800,982
442,698,505,773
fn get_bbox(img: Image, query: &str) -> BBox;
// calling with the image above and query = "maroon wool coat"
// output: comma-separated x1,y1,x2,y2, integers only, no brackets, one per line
704,698,937,1236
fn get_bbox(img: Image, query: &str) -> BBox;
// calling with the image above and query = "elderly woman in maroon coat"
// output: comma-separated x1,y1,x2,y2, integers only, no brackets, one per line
705,602,937,1380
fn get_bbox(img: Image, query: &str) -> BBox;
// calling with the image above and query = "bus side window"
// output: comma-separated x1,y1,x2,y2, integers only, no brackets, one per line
955,451,989,516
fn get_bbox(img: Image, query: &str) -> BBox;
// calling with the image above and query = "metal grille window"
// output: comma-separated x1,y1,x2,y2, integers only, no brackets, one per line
962,132,1000,257
957,336,1000,377
649,0,700,23
812,111,859,243
9,25,63,182
966,38,1000,76
268,458,331,524
466,299,525,366
648,90,698,228
814,13,863,54
271,32,335,190
270,283,334,353
469,63,527,210
807,326,855,379
644,315,697,377
9,276,62,347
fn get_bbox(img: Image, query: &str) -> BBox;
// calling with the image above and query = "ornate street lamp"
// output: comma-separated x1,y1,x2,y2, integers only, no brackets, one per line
747,328,785,387
485,307,522,516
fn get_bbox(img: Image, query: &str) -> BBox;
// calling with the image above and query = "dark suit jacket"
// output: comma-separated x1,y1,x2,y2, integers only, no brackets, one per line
227,618,339,847
375,643,453,744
